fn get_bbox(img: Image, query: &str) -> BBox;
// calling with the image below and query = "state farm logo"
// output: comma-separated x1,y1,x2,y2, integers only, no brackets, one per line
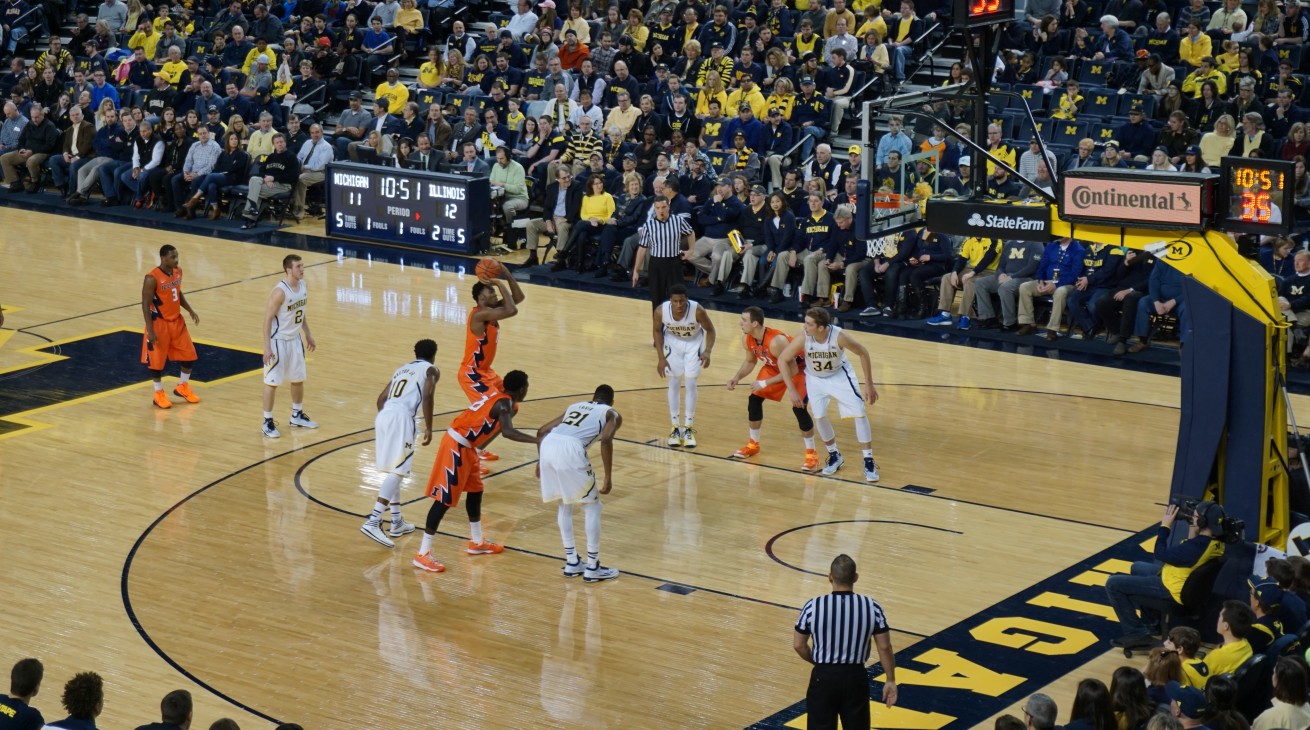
966,211,1045,231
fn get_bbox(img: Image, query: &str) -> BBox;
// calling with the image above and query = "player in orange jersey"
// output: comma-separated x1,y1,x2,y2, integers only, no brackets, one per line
726,306,818,470
141,244,201,409
459,267,524,463
413,369,537,573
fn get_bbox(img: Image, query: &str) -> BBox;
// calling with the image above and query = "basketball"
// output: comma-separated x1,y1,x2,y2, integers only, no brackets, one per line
475,257,502,280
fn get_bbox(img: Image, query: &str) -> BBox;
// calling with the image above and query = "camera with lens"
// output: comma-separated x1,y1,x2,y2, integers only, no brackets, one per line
1168,495,1246,544
1169,496,1199,523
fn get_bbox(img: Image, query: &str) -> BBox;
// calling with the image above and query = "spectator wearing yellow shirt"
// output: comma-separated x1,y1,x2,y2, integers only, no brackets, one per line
1181,600,1254,688
984,123,1015,175
1181,57,1227,97
856,14,890,46
158,45,188,86
246,112,278,158
394,0,424,59
418,47,444,89
128,20,161,59
727,76,768,120
823,0,858,38
374,67,409,115
696,71,729,117
1050,80,1085,120
767,77,797,119
622,9,649,51
559,174,616,271
242,38,278,76
1179,20,1211,68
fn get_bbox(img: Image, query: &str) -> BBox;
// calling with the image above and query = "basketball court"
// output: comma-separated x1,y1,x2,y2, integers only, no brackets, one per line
0,207,1278,727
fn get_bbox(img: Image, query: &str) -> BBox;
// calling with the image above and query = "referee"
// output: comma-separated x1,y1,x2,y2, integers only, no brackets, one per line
793,554,898,730
632,196,694,307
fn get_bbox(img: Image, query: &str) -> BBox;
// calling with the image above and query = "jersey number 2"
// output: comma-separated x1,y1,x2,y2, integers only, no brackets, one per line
562,410,586,426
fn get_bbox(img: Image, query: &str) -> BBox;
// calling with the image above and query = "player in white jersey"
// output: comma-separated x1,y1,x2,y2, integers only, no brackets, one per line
652,284,716,448
778,307,881,481
536,385,623,582
261,254,318,438
361,339,439,548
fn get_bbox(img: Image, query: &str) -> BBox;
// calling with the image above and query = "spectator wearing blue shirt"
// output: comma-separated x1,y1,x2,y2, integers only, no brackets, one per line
0,658,43,730
789,76,829,159
1123,258,1188,352
88,69,119,110
724,102,764,153
45,672,102,730
761,107,794,189
688,178,745,293
1015,237,1087,337
134,689,191,730
875,115,912,166
1093,15,1135,62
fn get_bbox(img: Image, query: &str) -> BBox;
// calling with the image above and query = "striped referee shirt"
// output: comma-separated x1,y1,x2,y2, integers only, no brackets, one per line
639,212,694,258
795,591,890,665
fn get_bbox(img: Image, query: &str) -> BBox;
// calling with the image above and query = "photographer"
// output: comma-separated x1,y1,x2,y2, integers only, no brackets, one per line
1105,500,1227,647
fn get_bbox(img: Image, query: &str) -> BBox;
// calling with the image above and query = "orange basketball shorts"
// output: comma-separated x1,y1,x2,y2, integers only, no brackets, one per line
458,369,503,402
141,318,197,371
754,369,807,402
425,433,483,507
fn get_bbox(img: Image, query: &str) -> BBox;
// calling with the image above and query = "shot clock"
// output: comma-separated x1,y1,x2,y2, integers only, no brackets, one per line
325,162,491,253
1219,157,1294,235
953,0,1014,28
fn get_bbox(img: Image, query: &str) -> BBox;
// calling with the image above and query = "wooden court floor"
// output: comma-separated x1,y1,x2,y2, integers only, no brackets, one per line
0,208,1292,728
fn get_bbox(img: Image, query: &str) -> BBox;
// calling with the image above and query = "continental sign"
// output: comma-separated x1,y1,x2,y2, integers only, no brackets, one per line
1059,168,1215,231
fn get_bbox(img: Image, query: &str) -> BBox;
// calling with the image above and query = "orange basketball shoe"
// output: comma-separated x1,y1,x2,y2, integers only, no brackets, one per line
152,390,172,409
732,440,761,458
479,450,499,461
802,449,820,472
467,539,504,555
412,552,446,572
173,382,200,403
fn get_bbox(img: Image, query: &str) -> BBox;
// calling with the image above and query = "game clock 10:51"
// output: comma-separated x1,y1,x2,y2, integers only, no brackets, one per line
953,0,1013,28
1219,157,1294,236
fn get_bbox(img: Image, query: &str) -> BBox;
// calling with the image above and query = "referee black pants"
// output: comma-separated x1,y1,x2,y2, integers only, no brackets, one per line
648,255,684,307
805,664,870,730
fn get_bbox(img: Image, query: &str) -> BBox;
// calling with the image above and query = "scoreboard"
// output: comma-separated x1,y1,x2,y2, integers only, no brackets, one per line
325,162,491,254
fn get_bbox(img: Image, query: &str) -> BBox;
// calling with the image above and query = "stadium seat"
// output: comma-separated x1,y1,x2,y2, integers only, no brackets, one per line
1050,120,1089,146
1082,89,1118,119
1078,61,1111,86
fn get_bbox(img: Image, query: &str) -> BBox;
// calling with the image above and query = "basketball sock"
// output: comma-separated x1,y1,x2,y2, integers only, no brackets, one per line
420,532,433,555
666,376,681,425
389,502,403,523
803,436,815,449
862,448,874,459
291,402,303,414
583,502,602,558
379,473,402,504
586,550,599,571
826,443,839,454
557,503,577,560
179,371,190,384
748,427,761,442
367,501,384,525
469,520,484,545
683,379,697,425
854,416,872,444
263,410,273,420
153,381,164,392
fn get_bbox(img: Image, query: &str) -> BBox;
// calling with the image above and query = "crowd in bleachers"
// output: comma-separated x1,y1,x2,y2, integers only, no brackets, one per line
0,0,957,291
0,658,304,730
